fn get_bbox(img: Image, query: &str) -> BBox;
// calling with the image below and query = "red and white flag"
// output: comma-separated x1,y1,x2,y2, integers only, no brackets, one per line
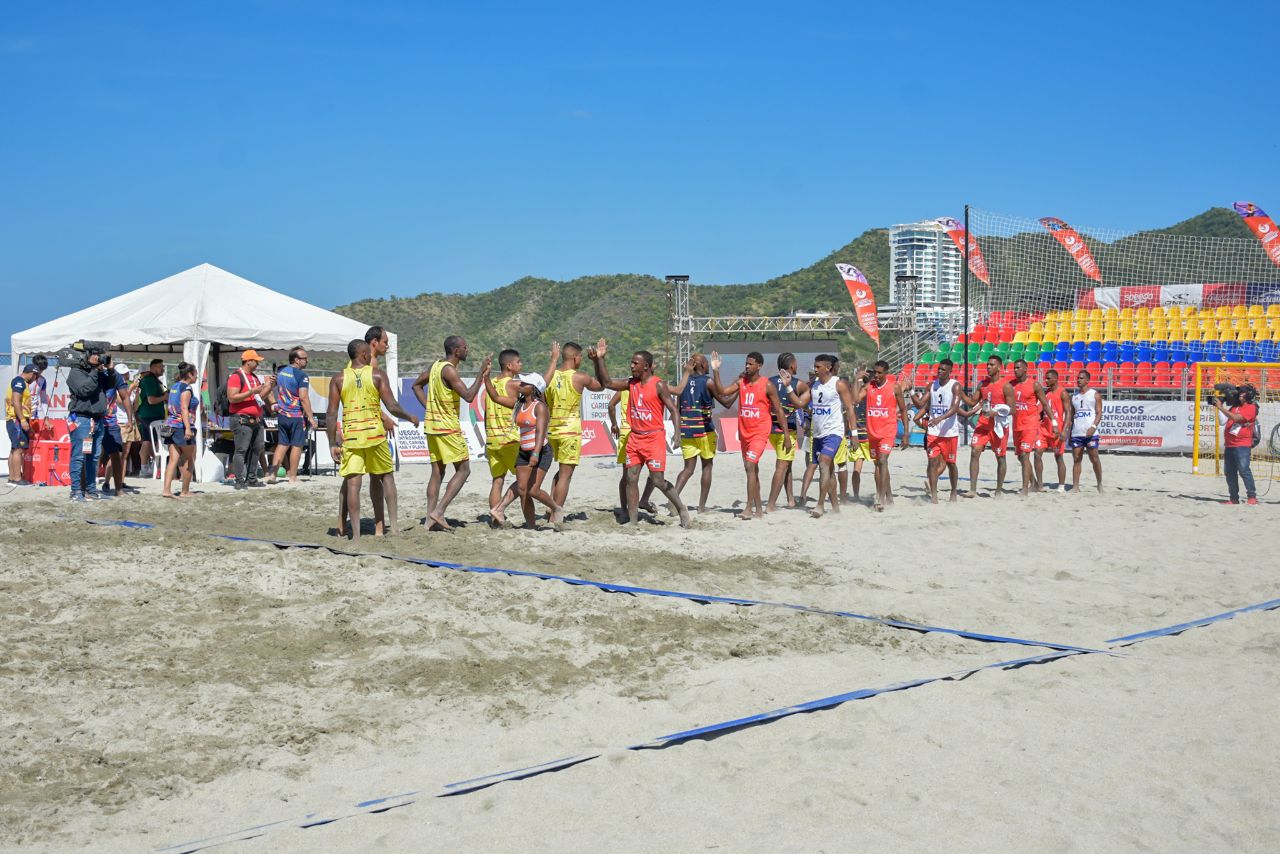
836,263,880,345
936,217,991,284
1039,216,1103,282
1234,201,1280,268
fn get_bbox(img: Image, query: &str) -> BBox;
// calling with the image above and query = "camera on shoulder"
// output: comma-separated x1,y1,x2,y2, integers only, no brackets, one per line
54,339,112,369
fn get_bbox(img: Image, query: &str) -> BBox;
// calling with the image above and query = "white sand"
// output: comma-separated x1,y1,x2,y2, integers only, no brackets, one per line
1,451,1277,852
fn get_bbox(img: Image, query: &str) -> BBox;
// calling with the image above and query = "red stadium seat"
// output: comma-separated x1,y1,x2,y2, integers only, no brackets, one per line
1068,361,1084,374
1053,361,1069,374
1154,361,1170,372
1136,361,1153,372
1086,361,1101,375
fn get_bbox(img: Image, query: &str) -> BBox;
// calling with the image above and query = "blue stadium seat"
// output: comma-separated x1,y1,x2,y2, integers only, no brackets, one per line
1153,347,1171,362
1241,342,1260,361
1136,346,1154,362
1038,352,1054,363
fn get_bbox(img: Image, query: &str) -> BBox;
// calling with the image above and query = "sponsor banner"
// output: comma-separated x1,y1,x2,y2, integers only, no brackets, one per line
936,217,991,284
1096,400,1190,452
395,421,431,462
1203,282,1248,306
582,389,612,423
580,420,615,457
1159,283,1202,307
1076,283,1256,310
1246,282,1280,306
1040,216,1103,282
1078,287,1120,310
836,263,880,345
1234,201,1280,268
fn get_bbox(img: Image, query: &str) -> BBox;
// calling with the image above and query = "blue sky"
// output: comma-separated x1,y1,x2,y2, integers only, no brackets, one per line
2,1,1275,349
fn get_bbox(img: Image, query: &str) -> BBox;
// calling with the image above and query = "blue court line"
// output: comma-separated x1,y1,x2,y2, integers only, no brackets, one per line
85,518,155,529
155,593,1279,852
1105,597,1280,645
206,533,1108,655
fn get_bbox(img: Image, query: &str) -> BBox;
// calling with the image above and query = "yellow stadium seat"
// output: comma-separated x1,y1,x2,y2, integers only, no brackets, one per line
1267,304,1280,317
1102,307,1119,320
1231,305,1247,318
1086,308,1102,321
1134,307,1149,319
1013,331,1027,343
1248,304,1264,317
1215,306,1230,318
1118,307,1133,319
1232,317,1248,330
1029,321,1043,333
1180,304,1197,317
1024,331,1042,343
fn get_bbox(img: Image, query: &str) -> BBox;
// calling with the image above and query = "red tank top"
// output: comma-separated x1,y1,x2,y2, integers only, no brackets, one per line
737,375,772,438
865,378,898,435
627,375,665,435
977,378,1006,429
1013,379,1041,431
1042,387,1065,428
516,401,539,451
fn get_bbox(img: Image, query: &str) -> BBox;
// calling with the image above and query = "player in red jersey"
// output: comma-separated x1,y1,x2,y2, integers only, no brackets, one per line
1009,358,1056,495
861,360,910,511
588,340,690,529
1036,368,1071,493
959,355,1017,498
712,351,791,521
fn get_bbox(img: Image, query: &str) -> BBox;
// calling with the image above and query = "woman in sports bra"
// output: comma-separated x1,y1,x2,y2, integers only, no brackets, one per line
511,373,564,530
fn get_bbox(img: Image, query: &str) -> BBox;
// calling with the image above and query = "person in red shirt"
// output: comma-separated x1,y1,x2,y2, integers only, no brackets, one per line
1036,368,1071,494
227,349,276,489
858,360,910,511
1010,358,1056,495
588,340,689,528
1211,383,1259,505
959,355,1017,498
711,351,791,521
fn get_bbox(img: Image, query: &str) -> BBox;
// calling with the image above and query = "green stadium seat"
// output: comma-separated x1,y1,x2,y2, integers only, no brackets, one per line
921,352,938,364
1010,343,1026,358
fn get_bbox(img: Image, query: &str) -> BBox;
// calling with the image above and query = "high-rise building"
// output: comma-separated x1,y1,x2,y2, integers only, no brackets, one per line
887,220,963,308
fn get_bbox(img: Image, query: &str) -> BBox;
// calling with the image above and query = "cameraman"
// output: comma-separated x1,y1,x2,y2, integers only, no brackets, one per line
66,348,111,502
1210,383,1258,506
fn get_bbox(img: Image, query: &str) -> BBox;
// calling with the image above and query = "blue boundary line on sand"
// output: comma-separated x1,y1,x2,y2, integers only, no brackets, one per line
154,595,1279,853
206,532,1109,655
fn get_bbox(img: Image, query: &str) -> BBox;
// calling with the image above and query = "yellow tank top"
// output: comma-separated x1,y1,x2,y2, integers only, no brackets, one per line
424,359,461,435
548,368,582,437
485,375,519,446
5,378,31,421
617,389,631,435
340,365,386,449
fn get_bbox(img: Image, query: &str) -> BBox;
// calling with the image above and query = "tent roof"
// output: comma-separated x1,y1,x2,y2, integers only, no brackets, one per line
11,263,380,355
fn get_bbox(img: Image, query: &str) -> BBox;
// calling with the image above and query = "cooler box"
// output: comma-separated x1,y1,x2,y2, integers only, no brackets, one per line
23,439,72,486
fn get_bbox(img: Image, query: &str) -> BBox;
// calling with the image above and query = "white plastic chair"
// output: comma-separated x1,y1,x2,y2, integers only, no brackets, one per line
149,421,169,479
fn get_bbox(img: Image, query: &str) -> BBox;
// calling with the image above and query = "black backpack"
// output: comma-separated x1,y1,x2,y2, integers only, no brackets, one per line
214,380,232,418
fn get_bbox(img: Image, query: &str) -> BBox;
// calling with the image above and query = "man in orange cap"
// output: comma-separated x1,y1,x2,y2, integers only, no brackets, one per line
227,349,276,489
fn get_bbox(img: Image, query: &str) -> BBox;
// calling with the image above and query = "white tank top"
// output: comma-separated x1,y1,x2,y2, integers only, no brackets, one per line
809,377,845,439
1071,389,1099,437
926,379,960,438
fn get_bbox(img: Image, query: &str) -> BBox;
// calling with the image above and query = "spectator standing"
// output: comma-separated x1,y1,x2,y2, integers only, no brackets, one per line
116,365,142,477
162,362,200,498
137,359,167,476
227,350,275,489
66,350,110,502
98,358,133,495
268,347,316,484
6,363,41,486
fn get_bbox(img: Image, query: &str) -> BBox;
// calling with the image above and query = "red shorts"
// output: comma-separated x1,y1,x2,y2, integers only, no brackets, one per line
926,434,958,463
1040,423,1064,454
1014,426,1045,454
971,425,1009,457
625,430,667,472
866,430,895,459
740,429,770,464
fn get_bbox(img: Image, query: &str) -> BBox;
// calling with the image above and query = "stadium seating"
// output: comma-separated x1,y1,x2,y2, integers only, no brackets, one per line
902,303,1279,389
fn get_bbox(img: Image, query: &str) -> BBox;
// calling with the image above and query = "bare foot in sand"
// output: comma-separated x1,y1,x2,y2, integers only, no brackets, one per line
427,512,454,532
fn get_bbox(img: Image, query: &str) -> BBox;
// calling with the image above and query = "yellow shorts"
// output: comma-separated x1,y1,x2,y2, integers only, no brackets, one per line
841,439,871,465
769,431,797,462
617,431,630,464
549,434,581,465
487,443,519,478
426,431,468,465
339,441,394,478
681,433,716,460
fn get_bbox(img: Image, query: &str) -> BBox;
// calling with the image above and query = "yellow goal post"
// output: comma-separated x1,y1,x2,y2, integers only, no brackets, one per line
1191,362,1280,477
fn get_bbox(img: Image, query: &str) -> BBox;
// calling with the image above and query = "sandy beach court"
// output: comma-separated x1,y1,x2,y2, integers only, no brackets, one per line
1,452,1277,852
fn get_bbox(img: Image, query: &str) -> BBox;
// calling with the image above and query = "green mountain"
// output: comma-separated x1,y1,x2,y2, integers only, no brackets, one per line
335,206,1270,375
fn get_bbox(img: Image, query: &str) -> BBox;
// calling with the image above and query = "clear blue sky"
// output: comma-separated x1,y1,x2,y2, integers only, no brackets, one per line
2,1,1275,349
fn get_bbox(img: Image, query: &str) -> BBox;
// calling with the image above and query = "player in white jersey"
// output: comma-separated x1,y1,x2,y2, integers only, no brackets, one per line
912,358,962,503
779,354,854,518
1067,369,1104,493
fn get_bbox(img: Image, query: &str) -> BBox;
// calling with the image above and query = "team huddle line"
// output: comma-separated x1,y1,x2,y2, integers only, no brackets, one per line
324,333,1109,538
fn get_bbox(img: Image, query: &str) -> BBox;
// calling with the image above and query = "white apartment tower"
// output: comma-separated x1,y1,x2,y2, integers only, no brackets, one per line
887,220,963,308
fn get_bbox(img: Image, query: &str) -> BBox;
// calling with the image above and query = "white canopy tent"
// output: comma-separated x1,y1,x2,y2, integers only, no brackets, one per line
10,263,398,481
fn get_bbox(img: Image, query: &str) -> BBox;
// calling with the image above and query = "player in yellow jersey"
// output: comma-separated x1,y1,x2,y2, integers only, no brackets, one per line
542,340,605,515
327,339,418,540
411,335,489,531
483,348,524,527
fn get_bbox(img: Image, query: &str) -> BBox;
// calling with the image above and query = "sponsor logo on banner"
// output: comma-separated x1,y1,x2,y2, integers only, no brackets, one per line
396,422,430,461
835,263,880,345
582,389,612,423
1039,216,1103,282
580,420,615,457
1234,201,1280,268
936,217,991,285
